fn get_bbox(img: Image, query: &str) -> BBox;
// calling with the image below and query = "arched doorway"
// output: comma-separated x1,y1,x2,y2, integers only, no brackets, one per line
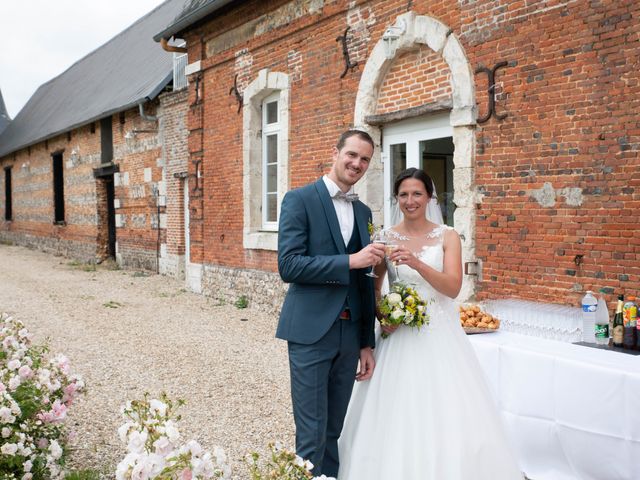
354,12,478,300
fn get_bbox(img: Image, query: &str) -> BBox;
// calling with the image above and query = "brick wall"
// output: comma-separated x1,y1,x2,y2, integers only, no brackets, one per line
376,46,452,115
177,0,639,310
0,95,190,276
159,89,190,277
0,124,102,261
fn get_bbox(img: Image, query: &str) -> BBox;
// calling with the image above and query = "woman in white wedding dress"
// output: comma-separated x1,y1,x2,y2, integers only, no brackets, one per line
338,168,522,480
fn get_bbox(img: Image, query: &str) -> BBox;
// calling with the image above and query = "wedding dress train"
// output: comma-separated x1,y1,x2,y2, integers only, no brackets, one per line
338,225,523,480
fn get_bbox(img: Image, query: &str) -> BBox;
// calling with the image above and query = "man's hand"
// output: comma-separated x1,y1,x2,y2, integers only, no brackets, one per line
356,347,375,381
349,243,385,270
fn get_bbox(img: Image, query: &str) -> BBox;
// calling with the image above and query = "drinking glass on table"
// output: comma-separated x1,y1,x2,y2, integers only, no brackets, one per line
366,230,388,278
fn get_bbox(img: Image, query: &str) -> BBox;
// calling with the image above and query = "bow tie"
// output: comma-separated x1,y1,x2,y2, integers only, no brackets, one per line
333,191,359,202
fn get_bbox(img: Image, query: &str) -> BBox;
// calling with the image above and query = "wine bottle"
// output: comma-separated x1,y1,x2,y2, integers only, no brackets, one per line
612,294,624,348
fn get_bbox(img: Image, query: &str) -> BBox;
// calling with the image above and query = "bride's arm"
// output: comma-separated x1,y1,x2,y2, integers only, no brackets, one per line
390,229,462,298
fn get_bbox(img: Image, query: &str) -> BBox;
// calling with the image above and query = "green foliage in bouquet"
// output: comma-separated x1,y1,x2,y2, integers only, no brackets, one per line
377,282,431,338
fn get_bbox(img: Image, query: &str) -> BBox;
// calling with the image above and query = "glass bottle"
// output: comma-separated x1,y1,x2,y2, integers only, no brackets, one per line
612,295,624,348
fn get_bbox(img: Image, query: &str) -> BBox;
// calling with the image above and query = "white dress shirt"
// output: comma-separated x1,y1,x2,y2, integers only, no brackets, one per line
323,175,354,247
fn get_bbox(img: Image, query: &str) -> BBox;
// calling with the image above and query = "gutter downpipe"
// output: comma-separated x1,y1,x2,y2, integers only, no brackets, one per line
160,37,187,53
138,100,158,122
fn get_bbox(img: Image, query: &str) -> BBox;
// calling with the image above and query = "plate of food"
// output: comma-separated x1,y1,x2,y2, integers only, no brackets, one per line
459,304,500,334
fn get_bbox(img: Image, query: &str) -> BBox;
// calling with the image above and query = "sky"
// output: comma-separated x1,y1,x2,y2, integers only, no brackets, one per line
0,0,167,119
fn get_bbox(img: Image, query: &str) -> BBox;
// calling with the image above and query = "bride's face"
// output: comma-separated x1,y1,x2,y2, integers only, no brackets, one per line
397,178,430,220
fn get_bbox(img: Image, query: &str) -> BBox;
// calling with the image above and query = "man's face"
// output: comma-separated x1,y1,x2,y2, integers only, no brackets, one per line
328,135,374,191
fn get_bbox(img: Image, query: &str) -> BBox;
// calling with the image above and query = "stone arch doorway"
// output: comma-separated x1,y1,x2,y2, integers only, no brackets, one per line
354,11,477,300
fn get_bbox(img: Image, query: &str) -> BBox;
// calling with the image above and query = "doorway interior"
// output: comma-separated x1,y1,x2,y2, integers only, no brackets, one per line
382,112,455,227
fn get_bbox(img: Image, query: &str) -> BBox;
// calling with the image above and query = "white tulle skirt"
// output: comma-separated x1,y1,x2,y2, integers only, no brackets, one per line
338,297,523,480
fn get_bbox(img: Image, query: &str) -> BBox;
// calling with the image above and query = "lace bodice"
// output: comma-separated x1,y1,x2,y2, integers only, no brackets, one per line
385,224,455,328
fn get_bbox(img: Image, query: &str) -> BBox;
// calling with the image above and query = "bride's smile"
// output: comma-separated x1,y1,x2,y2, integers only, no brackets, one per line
397,178,430,220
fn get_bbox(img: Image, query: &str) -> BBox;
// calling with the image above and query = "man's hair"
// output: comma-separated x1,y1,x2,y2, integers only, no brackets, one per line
336,130,375,152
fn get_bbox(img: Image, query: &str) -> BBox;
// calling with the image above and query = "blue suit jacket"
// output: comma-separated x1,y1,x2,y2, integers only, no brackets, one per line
277,179,376,347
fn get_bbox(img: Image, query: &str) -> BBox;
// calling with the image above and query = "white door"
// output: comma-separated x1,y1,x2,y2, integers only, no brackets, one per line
183,178,190,266
382,113,454,227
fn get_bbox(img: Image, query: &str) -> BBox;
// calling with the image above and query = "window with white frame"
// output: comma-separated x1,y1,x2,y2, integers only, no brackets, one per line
243,69,290,251
261,93,280,230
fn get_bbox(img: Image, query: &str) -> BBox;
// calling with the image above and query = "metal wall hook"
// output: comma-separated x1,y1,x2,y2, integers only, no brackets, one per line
229,74,243,113
336,26,358,78
475,61,508,123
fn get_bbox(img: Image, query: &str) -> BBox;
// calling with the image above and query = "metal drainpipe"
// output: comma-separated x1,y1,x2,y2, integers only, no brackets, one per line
138,101,157,122
160,37,187,53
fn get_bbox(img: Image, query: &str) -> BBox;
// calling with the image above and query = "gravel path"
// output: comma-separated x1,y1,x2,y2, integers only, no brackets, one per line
0,244,294,478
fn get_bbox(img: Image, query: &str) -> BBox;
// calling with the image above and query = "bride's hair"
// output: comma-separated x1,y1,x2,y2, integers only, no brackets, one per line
393,168,434,198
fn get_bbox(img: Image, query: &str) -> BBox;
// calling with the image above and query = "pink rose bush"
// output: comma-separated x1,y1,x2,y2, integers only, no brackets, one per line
0,313,84,479
116,393,232,479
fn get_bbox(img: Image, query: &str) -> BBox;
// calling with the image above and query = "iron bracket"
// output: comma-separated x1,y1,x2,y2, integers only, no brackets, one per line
229,74,243,114
336,26,358,79
475,61,508,123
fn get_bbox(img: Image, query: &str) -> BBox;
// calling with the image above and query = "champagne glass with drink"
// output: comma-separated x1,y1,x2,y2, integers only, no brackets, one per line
366,230,388,278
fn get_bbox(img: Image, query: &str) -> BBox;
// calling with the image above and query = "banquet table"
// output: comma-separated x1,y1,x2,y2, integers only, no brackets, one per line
468,331,640,480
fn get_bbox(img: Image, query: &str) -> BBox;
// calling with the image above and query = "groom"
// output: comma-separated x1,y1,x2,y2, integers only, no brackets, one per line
277,130,385,477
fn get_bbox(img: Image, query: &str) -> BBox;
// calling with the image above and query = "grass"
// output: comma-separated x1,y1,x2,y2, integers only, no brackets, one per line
103,300,123,309
234,295,249,309
65,470,101,480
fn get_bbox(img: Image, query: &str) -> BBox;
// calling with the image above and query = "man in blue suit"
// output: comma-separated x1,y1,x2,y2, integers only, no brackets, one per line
277,130,385,477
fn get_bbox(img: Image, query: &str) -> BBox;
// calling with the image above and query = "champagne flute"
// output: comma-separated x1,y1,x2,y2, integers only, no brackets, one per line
386,239,401,283
366,230,387,278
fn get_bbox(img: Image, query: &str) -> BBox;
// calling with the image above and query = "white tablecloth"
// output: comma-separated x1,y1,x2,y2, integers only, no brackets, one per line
469,331,640,480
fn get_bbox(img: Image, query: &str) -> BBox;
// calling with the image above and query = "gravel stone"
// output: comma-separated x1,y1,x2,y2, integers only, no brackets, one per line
0,244,295,478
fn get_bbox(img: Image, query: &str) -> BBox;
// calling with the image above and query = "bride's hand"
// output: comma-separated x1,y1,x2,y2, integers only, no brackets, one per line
388,246,417,270
381,324,399,336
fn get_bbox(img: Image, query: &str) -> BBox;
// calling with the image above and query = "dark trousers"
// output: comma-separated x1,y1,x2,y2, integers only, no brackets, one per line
287,316,361,477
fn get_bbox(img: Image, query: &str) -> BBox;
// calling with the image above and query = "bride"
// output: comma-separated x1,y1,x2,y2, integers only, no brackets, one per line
338,168,523,479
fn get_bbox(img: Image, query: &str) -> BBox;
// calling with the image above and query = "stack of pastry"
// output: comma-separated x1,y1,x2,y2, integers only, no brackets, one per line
459,305,500,331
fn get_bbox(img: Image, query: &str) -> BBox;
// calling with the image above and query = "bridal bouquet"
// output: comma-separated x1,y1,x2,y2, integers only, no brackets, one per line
377,282,430,338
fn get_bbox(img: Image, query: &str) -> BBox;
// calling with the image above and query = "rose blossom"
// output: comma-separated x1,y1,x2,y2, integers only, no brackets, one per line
1,442,18,455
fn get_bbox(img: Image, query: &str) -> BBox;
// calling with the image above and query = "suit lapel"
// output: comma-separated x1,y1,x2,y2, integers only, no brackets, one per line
315,179,346,254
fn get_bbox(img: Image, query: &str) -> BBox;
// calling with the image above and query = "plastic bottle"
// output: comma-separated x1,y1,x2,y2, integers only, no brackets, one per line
595,292,610,346
581,291,597,343
622,296,637,350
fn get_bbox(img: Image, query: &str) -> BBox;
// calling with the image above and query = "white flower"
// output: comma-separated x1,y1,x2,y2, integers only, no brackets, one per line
18,365,33,378
49,439,63,460
0,406,16,423
149,399,167,417
7,359,21,370
164,420,180,442
116,452,141,480
1,427,10,437
390,308,404,320
185,439,203,457
127,430,148,454
213,445,227,464
8,375,21,390
1,442,18,455
23,460,33,472
404,313,414,325
387,293,402,305
153,435,172,456
22,474,33,480
118,422,134,443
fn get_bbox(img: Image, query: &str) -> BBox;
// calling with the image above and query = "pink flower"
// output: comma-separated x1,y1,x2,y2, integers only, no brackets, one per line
180,469,193,480
18,365,32,379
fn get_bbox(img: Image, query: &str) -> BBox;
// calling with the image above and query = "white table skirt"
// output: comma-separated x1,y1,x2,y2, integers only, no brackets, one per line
469,331,640,480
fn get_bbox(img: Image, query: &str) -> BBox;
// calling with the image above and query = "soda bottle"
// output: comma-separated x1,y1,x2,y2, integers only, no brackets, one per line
594,292,609,346
612,295,624,348
581,291,597,343
622,296,637,350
